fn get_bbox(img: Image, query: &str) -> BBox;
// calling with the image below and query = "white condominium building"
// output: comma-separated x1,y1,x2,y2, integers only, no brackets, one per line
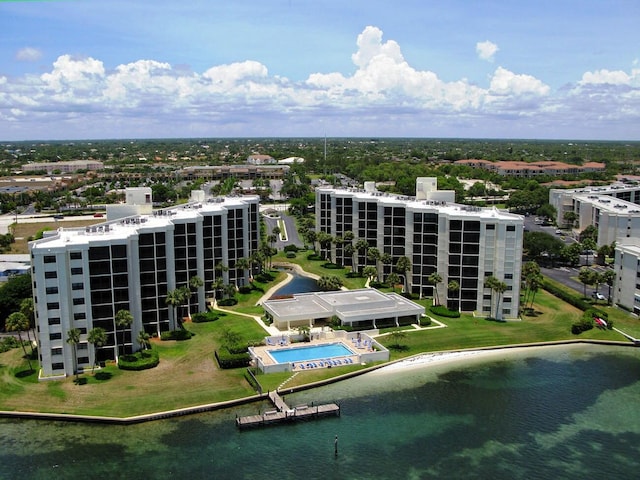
613,241,640,315
550,183,640,245
30,195,260,378
316,178,524,320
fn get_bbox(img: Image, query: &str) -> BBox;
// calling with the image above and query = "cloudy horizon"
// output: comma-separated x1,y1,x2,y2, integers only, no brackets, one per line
1,1,639,141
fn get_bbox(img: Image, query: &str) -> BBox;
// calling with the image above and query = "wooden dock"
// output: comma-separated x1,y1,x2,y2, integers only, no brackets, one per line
236,391,340,429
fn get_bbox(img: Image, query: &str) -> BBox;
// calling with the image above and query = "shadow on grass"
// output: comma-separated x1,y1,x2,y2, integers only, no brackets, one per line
15,368,36,379
388,344,410,352
73,377,88,385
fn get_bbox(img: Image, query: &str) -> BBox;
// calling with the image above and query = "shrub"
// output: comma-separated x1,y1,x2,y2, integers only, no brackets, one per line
286,251,296,258
217,298,238,306
369,281,384,288
429,305,461,318
160,329,194,341
255,272,275,282
283,244,299,252
191,312,219,323
215,347,251,369
322,262,341,269
307,253,323,261
571,318,594,335
118,349,159,370
419,316,432,327
238,285,252,294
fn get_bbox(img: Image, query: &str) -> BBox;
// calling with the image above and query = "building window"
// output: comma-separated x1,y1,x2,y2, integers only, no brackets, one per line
52,362,64,370
70,251,82,260
46,302,60,310
51,347,62,356
44,255,56,263
506,225,516,231
44,271,57,279
49,332,62,340
48,317,61,325
72,283,84,290
74,312,86,321
71,267,83,275
72,297,85,305
46,287,58,294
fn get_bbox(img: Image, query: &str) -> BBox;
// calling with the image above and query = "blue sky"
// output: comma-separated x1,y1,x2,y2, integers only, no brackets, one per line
1,0,639,140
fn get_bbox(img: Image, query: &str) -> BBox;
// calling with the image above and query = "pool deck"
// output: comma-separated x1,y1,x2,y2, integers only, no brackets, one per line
251,335,373,370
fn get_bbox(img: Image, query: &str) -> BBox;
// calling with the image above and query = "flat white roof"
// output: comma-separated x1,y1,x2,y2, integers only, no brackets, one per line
30,196,258,250
263,288,425,323
574,193,640,215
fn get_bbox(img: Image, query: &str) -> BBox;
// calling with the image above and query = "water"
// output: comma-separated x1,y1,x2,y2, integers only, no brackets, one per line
268,342,354,363
273,271,319,296
2,344,640,479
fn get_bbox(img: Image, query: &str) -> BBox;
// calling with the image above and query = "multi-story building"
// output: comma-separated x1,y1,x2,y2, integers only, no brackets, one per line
455,159,605,177
613,241,640,315
30,193,260,378
316,178,524,319
550,183,640,246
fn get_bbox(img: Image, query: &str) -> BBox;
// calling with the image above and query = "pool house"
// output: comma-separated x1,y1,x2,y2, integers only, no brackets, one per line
262,288,425,331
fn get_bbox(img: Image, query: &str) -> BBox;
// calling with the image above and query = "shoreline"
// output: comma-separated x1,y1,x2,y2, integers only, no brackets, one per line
0,340,634,424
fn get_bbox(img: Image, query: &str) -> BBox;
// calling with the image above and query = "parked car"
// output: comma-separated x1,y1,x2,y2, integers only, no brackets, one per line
592,292,606,301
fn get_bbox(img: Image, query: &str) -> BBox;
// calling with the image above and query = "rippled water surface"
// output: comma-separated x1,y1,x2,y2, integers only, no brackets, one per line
2,344,640,479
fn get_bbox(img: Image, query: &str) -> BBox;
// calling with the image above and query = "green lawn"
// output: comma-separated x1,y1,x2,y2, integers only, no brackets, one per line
2,255,638,418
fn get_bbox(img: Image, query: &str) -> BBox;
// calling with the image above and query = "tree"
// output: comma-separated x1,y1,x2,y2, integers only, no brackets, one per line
395,256,411,293
354,239,370,273
66,327,81,381
380,252,393,279
388,329,407,349
521,261,541,306
87,327,107,372
447,280,460,311
582,238,597,266
563,211,577,228
578,267,596,298
386,272,401,293
235,257,251,285
115,309,134,360
19,297,35,355
187,276,204,316
6,312,33,371
427,272,443,305
137,330,151,351
317,275,343,291
579,225,598,243
485,276,507,320
363,265,378,283
602,269,615,304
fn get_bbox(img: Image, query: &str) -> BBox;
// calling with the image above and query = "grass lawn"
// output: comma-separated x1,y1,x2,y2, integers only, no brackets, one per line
0,314,267,417
3,234,639,418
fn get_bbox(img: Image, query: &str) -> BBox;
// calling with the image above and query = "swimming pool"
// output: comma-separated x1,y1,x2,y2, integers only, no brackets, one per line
268,343,354,364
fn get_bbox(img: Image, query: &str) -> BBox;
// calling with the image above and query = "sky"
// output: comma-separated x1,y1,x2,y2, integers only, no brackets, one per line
0,0,639,141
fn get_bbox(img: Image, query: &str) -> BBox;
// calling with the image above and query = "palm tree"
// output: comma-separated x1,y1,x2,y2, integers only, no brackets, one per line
367,247,381,279
354,239,370,273
137,330,151,351
602,269,615,304
235,257,251,286
66,328,81,381
363,265,378,283
395,256,411,293
344,243,356,269
115,309,134,360
19,297,36,355
578,267,595,299
485,276,507,320
386,272,401,293
427,272,443,305
222,283,237,300
187,275,204,317
87,327,107,372
211,277,224,305
447,280,460,311
380,252,393,280
6,312,33,371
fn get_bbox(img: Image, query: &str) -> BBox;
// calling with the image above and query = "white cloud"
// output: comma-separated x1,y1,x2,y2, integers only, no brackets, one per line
476,41,499,62
16,47,42,62
0,26,639,139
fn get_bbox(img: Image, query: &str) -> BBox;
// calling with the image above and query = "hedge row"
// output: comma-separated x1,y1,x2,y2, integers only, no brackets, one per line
215,347,251,369
160,329,194,341
430,305,461,318
542,279,591,311
118,349,159,370
191,312,221,323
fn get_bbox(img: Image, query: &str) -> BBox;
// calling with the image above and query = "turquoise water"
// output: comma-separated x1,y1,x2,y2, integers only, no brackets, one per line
268,343,354,363
273,272,319,296
2,344,640,479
